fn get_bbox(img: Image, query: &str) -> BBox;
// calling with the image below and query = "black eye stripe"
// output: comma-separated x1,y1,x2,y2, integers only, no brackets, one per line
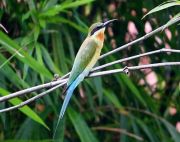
90,25,103,36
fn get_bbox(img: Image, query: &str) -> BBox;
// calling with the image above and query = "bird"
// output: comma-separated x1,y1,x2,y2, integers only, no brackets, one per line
54,19,117,136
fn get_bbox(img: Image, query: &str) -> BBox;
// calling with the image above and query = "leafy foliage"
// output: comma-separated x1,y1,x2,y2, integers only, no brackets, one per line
143,0,180,29
0,0,179,141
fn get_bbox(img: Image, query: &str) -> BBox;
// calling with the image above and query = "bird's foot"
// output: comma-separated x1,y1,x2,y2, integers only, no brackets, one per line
52,74,60,81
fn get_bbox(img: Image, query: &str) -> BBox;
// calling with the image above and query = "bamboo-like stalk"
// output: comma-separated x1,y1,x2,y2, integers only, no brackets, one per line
89,62,180,77
0,79,68,103
0,82,66,113
99,17,180,59
0,62,179,113
0,17,180,112
91,48,180,72
56,17,180,79
0,48,179,103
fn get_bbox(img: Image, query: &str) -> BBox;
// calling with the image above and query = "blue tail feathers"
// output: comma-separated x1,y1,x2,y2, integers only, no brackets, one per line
53,79,77,138
59,70,88,119
59,81,76,119
53,71,87,138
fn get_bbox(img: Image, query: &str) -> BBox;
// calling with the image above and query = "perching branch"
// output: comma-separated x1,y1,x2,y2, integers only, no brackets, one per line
0,17,180,112
0,79,67,103
0,82,66,113
0,48,179,103
54,16,180,79
89,62,180,77
0,62,179,113
99,16,180,59
91,48,180,72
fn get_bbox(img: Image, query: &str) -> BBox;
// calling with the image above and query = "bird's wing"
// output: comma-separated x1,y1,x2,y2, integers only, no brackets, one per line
67,37,98,86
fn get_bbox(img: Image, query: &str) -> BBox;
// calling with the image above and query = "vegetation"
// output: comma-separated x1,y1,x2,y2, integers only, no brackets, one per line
0,0,179,141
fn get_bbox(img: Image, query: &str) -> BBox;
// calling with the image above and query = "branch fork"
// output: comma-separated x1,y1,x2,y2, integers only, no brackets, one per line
0,17,180,113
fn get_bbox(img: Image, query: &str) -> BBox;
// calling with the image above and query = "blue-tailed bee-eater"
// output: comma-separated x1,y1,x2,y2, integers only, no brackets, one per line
54,19,117,135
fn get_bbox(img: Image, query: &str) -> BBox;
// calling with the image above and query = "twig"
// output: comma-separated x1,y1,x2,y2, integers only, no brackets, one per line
52,17,180,80
92,126,144,141
125,107,162,120
59,72,70,80
0,23,8,33
0,50,180,103
0,79,67,103
0,82,66,113
0,17,179,105
91,48,180,72
89,62,180,77
0,62,179,113
1,48,179,103
99,17,180,59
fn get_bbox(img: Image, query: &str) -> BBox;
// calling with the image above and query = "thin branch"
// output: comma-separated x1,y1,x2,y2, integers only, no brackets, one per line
0,48,179,103
0,62,179,113
0,82,66,113
89,62,180,77
91,48,180,72
0,78,67,103
92,126,144,141
53,16,180,80
59,72,70,80
0,17,179,104
99,17,180,59
125,107,163,120
0,23,8,33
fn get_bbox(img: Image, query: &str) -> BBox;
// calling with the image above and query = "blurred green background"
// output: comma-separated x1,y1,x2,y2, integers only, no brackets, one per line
0,0,179,141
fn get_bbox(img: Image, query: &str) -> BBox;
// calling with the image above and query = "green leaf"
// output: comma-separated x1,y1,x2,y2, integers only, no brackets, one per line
68,107,98,142
53,115,65,141
40,0,95,17
104,89,122,108
47,16,87,33
162,119,180,142
93,77,103,104
63,27,76,60
22,11,31,22
0,88,49,130
121,74,147,106
0,50,19,69
163,12,180,29
136,118,156,142
36,43,45,83
41,45,62,75
0,31,52,79
52,32,68,73
143,0,180,18
0,54,29,88
43,0,58,11
33,25,40,41
103,46,147,107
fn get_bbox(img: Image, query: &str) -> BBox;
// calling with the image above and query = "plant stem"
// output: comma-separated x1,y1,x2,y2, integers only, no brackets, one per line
0,48,179,103
0,62,179,113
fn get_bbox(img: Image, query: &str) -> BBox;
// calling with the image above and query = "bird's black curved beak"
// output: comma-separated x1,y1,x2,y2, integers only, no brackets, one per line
103,19,118,27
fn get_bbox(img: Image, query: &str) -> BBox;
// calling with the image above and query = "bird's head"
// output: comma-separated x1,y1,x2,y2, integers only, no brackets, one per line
88,19,118,41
